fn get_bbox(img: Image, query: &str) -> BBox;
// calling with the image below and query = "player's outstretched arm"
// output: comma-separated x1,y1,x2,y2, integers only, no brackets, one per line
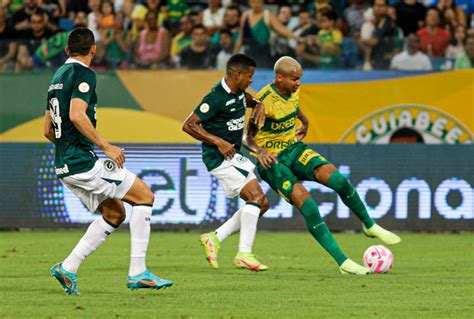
69,98,125,168
296,109,309,140
243,121,277,169
43,111,56,143
182,112,236,160
244,92,265,129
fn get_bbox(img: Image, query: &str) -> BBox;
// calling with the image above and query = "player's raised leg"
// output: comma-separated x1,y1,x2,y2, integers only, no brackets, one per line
122,177,173,290
315,164,401,245
51,198,125,295
290,183,370,275
233,179,270,271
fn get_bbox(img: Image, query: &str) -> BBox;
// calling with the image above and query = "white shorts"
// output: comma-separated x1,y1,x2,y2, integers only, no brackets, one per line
61,159,136,212
210,154,257,198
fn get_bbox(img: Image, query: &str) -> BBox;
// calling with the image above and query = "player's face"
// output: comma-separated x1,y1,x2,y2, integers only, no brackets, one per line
237,66,255,91
280,67,302,94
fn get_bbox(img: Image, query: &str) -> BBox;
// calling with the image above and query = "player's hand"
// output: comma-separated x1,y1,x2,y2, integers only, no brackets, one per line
295,124,308,140
251,102,266,129
217,140,236,160
103,144,125,168
257,150,278,169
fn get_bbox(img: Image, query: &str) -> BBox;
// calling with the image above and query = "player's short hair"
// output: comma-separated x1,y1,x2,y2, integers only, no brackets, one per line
274,56,301,76
226,54,256,75
220,28,232,37
67,27,94,57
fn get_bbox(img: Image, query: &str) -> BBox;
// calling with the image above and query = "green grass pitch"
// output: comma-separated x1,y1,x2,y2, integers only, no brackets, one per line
0,231,472,318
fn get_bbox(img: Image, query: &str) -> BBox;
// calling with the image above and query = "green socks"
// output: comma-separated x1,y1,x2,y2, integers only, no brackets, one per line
300,198,347,266
325,171,375,229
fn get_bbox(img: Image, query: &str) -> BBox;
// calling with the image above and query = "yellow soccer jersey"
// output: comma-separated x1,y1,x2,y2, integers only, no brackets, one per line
255,83,299,154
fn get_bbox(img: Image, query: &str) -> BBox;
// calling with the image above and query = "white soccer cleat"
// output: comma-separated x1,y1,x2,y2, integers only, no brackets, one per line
363,224,401,245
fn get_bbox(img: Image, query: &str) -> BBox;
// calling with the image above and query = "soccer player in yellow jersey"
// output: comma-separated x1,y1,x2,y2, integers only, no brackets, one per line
243,56,401,275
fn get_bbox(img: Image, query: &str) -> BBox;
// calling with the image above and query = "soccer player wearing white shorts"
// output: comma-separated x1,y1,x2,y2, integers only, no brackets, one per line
44,28,172,295
183,54,270,271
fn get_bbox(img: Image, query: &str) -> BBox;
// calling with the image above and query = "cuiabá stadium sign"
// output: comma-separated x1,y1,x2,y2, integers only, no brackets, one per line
340,105,473,144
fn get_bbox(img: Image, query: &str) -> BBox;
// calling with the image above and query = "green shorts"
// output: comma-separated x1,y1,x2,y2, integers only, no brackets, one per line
256,141,331,202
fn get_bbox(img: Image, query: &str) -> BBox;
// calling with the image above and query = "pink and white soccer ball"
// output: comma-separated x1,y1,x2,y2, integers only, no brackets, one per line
363,245,394,273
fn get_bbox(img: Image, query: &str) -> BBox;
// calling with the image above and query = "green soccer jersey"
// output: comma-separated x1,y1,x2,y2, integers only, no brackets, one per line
193,78,247,171
47,58,98,178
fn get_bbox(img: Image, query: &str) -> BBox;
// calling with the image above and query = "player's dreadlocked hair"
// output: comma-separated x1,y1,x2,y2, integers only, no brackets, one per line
226,54,256,75
67,27,95,57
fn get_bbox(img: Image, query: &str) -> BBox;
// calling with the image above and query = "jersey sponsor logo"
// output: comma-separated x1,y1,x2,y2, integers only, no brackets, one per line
225,99,236,106
264,139,296,150
227,115,245,131
104,160,116,171
78,82,90,93
200,103,210,113
340,105,473,144
271,117,296,131
238,94,245,100
298,149,322,166
48,83,63,92
230,108,236,112
55,164,70,175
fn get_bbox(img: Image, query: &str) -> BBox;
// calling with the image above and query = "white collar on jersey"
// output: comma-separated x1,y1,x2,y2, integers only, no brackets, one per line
65,57,89,68
221,77,231,94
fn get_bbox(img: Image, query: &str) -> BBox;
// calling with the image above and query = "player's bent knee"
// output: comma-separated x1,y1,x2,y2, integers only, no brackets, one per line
260,197,270,215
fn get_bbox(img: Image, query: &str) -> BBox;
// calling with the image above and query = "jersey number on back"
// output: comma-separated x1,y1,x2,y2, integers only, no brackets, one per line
49,97,62,138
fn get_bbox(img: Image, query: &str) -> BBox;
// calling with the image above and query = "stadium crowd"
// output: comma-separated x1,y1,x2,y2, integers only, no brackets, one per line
0,0,473,71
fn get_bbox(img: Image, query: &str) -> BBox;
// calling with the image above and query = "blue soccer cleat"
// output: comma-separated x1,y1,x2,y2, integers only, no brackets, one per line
50,263,80,295
127,270,173,290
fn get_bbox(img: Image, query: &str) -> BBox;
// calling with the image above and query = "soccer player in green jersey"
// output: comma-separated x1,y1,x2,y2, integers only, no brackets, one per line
244,56,401,275
44,28,172,294
182,54,270,271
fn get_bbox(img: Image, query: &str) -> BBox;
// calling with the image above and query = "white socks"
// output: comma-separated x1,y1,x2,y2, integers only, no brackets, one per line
238,204,260,253
129,205,152,276
62,217,117,274
215,207,242,242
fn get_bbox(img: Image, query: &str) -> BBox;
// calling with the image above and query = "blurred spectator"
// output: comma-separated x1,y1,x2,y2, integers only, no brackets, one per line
211,5,241,45
202,0,225,35
11,0,48,32
316,10,342,69
32,12,87,69
294,10,321,68
235,0,300,68
131,0,167,39
87,0,102,42
38,0,67,25
102,11,132,69
134,9,170,69
343,0,370,36
417,8,451,57
16,11,55,70
360,0,399,70
435,0,467,32
446,25,466,58
180,24,218,69
394,0,427,36
387,5,407,51
215,28,233,70
291,9,318,47
167,0,190,29
272,5,298,60
390,33,432,70
2,0,25,14
100,0,114,30
67,0,90,19
454,34,474,69
0,8,18,71
170,14,193,61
